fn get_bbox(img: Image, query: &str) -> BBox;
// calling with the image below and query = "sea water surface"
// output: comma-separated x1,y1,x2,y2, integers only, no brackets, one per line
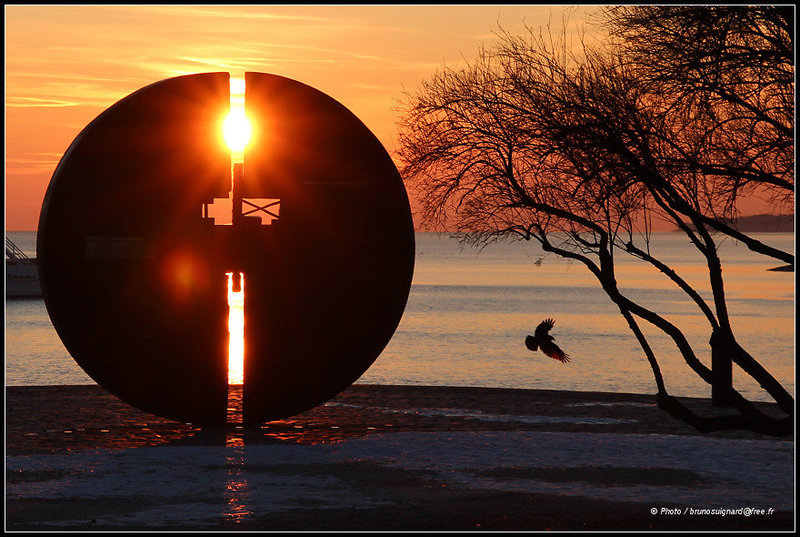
5,230,795,402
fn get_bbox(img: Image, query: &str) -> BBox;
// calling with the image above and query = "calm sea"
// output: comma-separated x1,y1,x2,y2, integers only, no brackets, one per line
5,230,795,402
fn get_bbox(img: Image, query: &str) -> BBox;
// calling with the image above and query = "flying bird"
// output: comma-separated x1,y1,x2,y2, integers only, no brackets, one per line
525,318,570,363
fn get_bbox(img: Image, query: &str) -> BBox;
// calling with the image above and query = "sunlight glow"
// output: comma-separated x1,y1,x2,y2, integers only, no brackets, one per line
227,272,245,386
223,108,252,153
223,76,251,157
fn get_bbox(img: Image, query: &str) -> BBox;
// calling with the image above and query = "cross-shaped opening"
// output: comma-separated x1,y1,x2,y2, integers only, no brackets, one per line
205,196,280,226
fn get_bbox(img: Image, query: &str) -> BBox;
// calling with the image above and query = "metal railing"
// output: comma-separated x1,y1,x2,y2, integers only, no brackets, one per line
6,237,32,262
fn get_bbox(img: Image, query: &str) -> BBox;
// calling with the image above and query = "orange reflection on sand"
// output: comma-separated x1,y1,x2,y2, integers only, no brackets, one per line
227,272,244,386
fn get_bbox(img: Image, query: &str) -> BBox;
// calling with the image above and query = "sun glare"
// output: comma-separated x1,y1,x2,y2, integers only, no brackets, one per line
227,272,245,386
223,76,251,155
223,109,252,153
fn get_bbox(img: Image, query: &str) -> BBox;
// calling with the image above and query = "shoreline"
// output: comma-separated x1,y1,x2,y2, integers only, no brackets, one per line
6,383,791,454
6,384,794,531
6,384,792,453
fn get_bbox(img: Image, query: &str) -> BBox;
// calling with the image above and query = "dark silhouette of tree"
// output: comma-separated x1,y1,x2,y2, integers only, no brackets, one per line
397,6,793,436
603,6,794,257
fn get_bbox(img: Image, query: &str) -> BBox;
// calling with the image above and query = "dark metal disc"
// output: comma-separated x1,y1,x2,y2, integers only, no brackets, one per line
240,73,415,423
38,73,232,425
37,72,414,425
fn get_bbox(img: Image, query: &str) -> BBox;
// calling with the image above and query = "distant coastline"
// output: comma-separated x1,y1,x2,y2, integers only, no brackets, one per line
676,213,794,233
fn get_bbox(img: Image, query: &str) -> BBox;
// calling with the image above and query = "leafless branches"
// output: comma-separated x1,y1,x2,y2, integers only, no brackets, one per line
396,6,793,435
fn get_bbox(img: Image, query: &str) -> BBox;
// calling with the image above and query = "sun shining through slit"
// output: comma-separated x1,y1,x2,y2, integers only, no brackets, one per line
226,75,247,385
223,76,251,157
226,271,245,427
224,76,248,427
223,109,251,153
227,272,245,386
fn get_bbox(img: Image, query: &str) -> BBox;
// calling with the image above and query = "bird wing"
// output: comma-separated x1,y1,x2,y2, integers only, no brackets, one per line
540,340,570,363
534,318,555,340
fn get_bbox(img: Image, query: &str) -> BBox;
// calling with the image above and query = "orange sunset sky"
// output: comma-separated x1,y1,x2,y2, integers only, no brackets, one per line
3,5,781,232
4,4,599,231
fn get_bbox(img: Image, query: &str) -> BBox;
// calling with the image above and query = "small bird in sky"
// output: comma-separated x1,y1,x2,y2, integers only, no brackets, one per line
525,318,570,363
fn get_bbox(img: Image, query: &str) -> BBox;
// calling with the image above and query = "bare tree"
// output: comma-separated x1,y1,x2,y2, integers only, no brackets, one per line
604,6,795,246
397,7,793,436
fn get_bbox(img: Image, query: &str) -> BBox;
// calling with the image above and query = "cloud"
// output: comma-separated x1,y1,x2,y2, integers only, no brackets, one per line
5,154,63,174
6,97,80,108
127,5,330,23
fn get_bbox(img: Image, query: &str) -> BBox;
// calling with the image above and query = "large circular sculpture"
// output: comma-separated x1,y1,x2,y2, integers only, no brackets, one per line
38,72,415,425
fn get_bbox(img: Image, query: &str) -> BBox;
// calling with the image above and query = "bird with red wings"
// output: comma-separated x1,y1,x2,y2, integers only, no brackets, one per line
525,318,570,363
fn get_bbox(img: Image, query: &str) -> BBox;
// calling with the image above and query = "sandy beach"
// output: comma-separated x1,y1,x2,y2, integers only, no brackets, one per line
6,384,795,531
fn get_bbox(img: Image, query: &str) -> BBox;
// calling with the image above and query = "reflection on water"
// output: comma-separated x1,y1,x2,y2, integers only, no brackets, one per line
227,384,243,426
362,232,795,402
225,380,250,523
5,231,794,402
223,439,252,524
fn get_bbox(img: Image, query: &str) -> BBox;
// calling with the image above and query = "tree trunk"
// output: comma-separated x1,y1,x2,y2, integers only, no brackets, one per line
656,392,793,437
710,329,734,407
